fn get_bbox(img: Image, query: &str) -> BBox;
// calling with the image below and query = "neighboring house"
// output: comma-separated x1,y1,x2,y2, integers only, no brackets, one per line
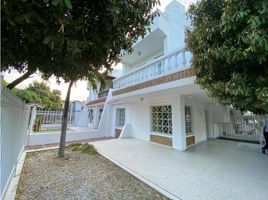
70,100,84,112
87,1,260,149
86,70,121,129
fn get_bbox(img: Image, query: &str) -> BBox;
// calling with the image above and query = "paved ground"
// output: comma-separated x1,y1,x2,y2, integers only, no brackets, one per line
25,137,113,151
92,138,268,200
16,148,168,200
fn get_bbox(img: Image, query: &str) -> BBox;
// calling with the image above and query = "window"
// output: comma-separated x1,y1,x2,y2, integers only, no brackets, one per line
151,105,172,135
88,109,93,123
98,109,103,123
185,106,192,135
116,108,125,127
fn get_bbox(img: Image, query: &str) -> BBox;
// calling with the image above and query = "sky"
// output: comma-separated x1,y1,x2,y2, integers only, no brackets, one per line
2,0,197,101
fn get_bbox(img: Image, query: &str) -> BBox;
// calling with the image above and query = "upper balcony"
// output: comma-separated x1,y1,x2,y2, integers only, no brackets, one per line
112,48,194,96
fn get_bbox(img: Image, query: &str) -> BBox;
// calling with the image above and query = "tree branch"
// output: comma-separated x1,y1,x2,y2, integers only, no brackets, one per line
6,69,35,89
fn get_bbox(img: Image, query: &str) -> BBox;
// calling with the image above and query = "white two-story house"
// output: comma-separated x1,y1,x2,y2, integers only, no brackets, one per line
85,0,234,151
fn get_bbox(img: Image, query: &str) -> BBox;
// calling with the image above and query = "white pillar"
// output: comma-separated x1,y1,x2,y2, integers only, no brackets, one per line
172,95,186,151
93,107,99,129
29,106,37,133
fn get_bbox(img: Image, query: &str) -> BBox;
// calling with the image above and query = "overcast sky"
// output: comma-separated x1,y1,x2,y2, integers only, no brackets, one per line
3,0,197,101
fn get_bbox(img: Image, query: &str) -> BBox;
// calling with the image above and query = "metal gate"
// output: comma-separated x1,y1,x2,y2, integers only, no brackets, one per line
221,110,267,143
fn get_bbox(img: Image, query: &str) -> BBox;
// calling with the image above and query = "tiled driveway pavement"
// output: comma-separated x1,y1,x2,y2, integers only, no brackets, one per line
92,138,268,200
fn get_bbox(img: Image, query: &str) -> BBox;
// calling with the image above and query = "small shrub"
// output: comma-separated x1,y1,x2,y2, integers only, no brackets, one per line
33,116,44,132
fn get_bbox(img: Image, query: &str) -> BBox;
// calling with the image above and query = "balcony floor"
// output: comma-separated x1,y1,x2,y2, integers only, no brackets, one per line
92,138,268,200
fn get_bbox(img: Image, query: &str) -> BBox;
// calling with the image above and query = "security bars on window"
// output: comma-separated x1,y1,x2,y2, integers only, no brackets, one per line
151,105,172,135
117,108,125,127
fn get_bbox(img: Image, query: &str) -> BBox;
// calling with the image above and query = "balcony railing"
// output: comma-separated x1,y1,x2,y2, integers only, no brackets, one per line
113,48,192,90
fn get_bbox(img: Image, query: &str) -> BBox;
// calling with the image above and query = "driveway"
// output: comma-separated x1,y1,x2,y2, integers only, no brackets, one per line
92,138,268,200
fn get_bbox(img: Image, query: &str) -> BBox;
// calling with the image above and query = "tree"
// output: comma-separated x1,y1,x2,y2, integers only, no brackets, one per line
13,81,62,110
1,0,53,89
185,0,268,114
15,89,42,105
3,0,159,157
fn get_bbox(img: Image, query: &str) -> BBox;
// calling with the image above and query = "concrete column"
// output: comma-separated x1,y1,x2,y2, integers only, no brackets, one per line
29,106,37,133
172,95,186,151
93,106,99,129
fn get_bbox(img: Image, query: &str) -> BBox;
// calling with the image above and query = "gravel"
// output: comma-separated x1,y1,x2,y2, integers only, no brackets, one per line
16,149,169,200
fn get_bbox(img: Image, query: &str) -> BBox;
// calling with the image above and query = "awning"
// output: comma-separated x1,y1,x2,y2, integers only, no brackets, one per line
86,97,107,106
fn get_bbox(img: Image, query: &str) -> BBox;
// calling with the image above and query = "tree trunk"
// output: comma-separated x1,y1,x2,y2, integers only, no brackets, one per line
58,80,74,157
6,69,35,89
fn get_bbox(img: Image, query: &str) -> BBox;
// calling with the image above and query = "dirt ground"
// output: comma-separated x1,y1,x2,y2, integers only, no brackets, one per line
16,148,169,200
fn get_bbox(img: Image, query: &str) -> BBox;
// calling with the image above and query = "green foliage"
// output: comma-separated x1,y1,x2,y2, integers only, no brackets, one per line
33,116,44,132
15,89,42,104
186,0,268,114
14,81,62,110
2,0,159,157
2,80,9,87
66,143,97,155
2,0,159,82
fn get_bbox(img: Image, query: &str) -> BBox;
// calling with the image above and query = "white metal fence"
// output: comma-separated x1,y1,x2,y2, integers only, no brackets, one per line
36,109,75,125
32,109,78,132
1,86,31,199
221,111,268,143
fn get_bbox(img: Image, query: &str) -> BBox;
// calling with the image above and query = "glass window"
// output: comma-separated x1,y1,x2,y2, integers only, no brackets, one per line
151,105,172,135
185,106,192,135
116,108,125,127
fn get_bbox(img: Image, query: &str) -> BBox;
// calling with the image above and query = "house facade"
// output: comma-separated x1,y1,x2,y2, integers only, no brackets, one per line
83,0,234,151
86,70,122,129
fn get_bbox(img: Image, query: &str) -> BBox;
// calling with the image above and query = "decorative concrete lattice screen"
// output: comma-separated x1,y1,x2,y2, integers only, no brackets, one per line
151,105,172,134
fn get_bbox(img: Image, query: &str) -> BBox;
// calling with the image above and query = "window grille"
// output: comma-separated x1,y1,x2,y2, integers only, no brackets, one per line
185,106,192,135
151,105,172,135
116,108,125,127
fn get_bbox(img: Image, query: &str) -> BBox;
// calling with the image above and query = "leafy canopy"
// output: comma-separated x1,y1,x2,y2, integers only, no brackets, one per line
2,0,159,82
14,81,62,110
2,0,160,157
186,0,268,114
1,0,53,74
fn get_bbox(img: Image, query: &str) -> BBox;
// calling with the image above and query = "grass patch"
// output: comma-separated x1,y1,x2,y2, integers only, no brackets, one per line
66,143,97,155
25,149,54,158
25,151,39,158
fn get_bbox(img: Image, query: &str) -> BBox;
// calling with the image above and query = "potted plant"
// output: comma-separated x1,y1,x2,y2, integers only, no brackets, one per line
33,116,44,132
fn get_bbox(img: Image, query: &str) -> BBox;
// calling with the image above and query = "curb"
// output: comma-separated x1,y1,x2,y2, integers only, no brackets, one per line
4,152,26,200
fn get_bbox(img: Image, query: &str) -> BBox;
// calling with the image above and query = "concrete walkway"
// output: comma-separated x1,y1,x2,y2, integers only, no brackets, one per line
92,138,268,200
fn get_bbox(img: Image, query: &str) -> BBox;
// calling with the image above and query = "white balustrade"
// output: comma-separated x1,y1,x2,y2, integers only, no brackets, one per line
113,48,191,90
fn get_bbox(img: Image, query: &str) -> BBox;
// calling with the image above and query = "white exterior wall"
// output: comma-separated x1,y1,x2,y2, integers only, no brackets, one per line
121,0,188,75
185,99,208,144
172,95,186,150
107,93,212,150
163,2,188,53
27,130,104,146
96,1,231,148
107,103,130,137
107,90,230,150
1,87,31,199
128,101,150,141
122,49,164,74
